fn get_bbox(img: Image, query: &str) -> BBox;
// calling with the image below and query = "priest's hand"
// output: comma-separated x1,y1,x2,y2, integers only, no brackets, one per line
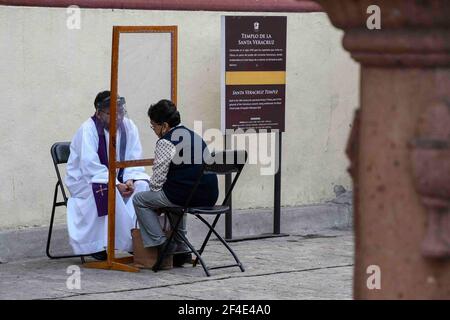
125,179,135,192
117,183,133,198
126,179,135,195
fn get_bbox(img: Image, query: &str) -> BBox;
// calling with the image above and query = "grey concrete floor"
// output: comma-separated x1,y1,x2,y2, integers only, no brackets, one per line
0,230,354,300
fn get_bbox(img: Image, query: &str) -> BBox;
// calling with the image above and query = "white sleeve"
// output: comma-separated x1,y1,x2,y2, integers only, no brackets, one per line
149,139,176,191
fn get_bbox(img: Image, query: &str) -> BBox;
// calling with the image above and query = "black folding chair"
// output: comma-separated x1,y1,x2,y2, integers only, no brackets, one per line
46,142,88,263
153,150,248,276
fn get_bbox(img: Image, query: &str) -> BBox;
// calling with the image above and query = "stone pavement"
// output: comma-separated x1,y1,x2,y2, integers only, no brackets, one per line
0,230,353,300
0,192,353,263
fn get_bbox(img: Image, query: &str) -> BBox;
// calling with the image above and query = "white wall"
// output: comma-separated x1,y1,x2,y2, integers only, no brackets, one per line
0,6,359,229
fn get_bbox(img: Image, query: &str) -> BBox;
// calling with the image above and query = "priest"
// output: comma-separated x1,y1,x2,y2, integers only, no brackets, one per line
65,90,150,259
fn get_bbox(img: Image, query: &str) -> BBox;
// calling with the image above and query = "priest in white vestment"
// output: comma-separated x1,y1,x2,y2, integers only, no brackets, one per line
65,91,150,257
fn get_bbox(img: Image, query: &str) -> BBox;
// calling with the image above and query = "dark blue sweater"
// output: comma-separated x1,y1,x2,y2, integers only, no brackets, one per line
161,125,219,207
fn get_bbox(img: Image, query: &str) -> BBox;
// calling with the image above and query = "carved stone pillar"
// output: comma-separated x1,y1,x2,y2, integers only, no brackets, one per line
315,0,450,299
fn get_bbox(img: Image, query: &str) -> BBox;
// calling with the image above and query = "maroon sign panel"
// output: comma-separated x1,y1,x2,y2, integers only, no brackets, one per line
221,16,287,132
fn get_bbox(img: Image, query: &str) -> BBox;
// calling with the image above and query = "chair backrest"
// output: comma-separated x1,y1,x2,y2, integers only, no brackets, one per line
50,142,71,202
51,142,71,165
184,150,248,208
204,150,248,175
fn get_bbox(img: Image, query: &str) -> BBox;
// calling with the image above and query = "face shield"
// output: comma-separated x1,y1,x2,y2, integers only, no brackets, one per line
116,98,127,123
97,96,128,129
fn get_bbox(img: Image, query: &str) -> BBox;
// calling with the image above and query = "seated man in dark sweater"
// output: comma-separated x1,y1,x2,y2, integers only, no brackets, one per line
133,99,219,268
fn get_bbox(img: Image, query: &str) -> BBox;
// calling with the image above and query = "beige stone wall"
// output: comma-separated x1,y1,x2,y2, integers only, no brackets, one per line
0,6,359,229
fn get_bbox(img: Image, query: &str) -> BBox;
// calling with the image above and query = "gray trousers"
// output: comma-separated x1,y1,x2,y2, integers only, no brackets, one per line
132,189,187,248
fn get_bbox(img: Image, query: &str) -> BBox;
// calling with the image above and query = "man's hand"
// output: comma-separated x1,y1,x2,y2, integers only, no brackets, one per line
117,180,134,198
125,179,135,192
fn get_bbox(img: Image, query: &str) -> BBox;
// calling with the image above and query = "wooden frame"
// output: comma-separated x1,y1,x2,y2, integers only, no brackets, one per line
83,25,177,272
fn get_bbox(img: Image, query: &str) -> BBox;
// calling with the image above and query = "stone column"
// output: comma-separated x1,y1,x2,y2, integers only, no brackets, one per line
315,0,450,299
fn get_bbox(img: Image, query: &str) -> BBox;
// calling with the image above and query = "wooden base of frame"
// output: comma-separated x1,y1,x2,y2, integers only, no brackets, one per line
83,257,140,273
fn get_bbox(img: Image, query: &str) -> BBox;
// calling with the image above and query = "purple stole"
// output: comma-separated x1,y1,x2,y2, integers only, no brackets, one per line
91,116,127,217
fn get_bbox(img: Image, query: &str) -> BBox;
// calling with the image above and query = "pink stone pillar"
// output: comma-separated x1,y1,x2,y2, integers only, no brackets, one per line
315,0,450,299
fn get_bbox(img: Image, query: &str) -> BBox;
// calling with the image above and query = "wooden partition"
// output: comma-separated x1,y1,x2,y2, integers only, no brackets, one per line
83,26,177,272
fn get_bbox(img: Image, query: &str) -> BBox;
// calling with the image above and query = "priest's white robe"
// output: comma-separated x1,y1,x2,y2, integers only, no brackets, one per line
65,117,150,254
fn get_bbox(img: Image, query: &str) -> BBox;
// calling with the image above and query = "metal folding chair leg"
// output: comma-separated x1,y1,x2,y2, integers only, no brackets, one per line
152,212,183,272
193,214,221,267
195,214,245,273
46,181,87,263
174,231,211,277
154,212,212,276
152,231,176,272
155,209,244,276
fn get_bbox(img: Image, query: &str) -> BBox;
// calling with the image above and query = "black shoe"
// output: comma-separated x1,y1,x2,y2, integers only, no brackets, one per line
91,250,107,261
175,242,190,253
158,239,177,256
173,242,192,267
152,240,177,271
174,253,192,267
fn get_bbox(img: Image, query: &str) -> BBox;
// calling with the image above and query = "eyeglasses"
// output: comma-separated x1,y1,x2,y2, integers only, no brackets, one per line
150,123,161,131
